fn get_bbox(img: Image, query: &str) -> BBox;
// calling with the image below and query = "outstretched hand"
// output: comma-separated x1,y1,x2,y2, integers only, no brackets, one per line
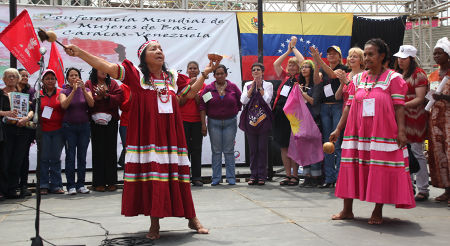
309,46,321,59
289,36,298,49
204,55,223,74
64,44,81,57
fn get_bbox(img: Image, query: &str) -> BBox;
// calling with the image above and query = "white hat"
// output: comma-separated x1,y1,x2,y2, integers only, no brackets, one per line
394,45,417,58
434,37,450,56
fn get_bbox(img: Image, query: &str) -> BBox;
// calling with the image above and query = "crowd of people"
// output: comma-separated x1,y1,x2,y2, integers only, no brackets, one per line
0,36,448,230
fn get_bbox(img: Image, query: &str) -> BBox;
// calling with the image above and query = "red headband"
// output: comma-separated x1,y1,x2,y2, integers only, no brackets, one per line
137,40,159,59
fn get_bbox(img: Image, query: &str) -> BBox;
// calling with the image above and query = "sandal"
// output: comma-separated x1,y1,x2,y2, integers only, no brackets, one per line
288,176,300,186
248,179,257,185
257,180,265,186
414,192,429,201
280,176,291,186
51,189,65,194
435,193,449,202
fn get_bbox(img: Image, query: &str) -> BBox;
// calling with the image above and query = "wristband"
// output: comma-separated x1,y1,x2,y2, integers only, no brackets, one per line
201,71,209,79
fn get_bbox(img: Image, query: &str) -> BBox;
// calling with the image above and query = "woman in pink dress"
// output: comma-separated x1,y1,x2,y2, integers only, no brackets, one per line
65,40,221,239
329,38,415,225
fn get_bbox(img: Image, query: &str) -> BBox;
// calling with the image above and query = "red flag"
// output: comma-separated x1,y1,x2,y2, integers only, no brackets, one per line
48,42,65,87
0,10,41,73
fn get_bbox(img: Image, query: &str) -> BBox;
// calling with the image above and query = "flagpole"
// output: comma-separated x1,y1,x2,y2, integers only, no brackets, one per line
9,0,17,68
257,0,263,63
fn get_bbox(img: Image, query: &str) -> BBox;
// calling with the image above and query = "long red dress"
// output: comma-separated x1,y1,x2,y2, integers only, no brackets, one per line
118,59,196,218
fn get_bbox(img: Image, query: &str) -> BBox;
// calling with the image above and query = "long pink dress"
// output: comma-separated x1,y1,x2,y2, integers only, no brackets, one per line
335,70,415,209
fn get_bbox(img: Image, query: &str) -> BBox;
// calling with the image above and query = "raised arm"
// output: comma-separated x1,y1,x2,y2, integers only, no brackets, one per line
274,36,298,78
65,45,119,79
185,58,222,99
310,46,337,81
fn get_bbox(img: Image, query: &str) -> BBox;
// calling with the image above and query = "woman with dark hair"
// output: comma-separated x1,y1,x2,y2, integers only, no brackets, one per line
272,36,305,186
16,68,36,197
200,64,242,186
297,59,322,187
59,67,95,195
85,68,123,192
329,38,415,224
427,37,450,206
179,61,205,187
65,40,219,239
39,69,65,195
240,62,273,185
393,45,429,201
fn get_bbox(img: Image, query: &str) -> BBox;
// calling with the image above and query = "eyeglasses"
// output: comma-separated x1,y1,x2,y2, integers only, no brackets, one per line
301,66,312,69
252,68,262,72
6,75,18,79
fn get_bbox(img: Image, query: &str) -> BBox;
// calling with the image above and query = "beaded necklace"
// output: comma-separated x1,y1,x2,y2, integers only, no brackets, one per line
359,68,385,101
148,72,170,103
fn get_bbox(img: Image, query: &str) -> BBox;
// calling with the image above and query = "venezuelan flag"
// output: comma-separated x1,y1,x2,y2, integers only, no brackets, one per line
238,12,353,81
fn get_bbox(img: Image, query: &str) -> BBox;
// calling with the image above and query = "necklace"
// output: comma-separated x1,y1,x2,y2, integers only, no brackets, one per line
358,68,384,101
215,81,227,96
149,72,170,103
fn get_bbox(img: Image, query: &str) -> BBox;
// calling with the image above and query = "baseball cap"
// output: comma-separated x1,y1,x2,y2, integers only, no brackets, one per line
42,69,56,80
327,45,342,57
394,45,417,58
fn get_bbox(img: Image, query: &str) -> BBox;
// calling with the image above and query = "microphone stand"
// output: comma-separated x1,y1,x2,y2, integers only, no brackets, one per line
31,47,46,246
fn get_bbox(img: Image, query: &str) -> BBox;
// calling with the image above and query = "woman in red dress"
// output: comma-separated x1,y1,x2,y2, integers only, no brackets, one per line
65,40,221,239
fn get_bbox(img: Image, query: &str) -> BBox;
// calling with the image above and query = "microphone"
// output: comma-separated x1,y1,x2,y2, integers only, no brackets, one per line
39,47,47,55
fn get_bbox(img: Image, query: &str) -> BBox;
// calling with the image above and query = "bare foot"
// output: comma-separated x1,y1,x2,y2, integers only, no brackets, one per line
331,211,354,220
188,217,209,234
368,204,383,225
146,224,160,240
368,216,383,225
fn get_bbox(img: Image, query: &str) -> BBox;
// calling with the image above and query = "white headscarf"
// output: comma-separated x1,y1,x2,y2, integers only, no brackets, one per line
434,37,450,56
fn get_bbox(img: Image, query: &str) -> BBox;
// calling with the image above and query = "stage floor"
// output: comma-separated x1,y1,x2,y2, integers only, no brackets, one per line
1,168,449,246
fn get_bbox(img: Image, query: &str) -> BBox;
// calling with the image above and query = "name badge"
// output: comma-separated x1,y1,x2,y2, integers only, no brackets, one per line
324,84,334,98
202,91,213,103
362,98,375,117
42,106,53,119
158,95,173,114
280,85,291,97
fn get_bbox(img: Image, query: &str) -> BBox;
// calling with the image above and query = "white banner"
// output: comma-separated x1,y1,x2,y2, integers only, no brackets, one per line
0,6,246,169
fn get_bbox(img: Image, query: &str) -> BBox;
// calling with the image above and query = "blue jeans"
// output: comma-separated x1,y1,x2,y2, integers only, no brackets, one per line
320,103,343,183
63,122,90,189
208,116,237,184
303,161,323,177
40,129,64,191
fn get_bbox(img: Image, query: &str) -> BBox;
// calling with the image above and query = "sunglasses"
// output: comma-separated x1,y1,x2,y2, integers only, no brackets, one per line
251,68,262,72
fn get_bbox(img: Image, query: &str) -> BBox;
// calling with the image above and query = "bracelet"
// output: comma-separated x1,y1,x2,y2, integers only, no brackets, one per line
201,71,209,79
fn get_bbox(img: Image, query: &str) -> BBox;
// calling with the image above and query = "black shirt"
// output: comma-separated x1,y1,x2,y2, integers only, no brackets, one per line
317,64,349,104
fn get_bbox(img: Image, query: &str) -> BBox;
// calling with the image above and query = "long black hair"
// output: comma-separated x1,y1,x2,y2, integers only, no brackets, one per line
138,46,169,85
89,68,111,87
394,57,418,80
365,38,391,65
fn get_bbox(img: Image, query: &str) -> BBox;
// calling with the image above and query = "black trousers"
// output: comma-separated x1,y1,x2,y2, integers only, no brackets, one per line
20,128,35,188
90,120,118,187
183,121,203,181
2,125,29,195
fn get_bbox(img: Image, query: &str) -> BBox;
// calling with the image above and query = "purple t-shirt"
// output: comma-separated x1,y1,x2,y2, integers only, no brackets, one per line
61,87,91,124
199,80,242,119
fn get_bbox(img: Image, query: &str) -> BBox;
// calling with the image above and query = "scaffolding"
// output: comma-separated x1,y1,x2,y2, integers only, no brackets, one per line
2,0,449,69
